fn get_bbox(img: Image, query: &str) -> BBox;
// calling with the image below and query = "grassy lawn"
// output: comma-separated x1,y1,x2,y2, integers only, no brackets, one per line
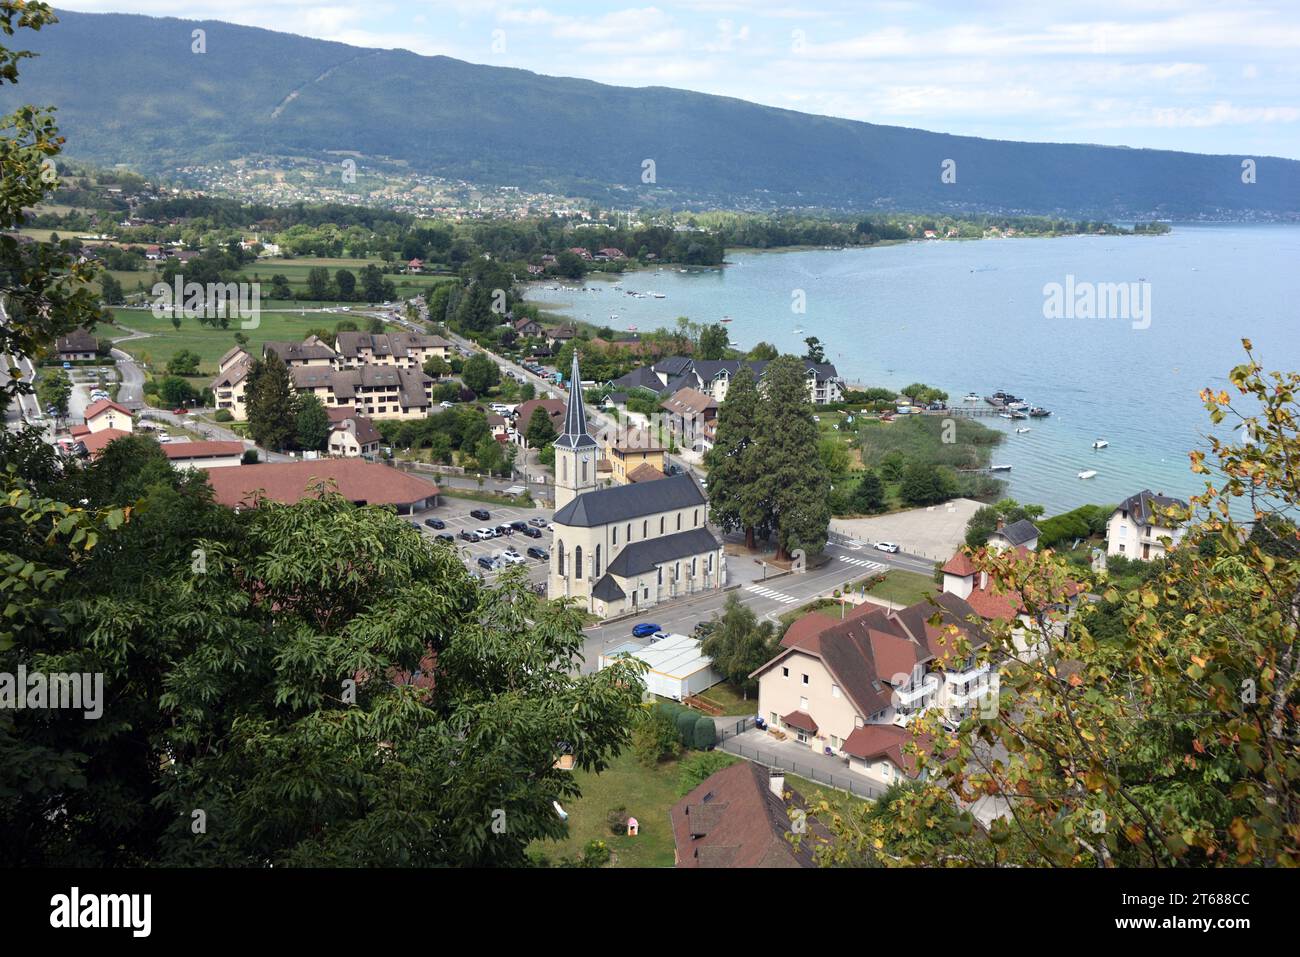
694,681,759,716
864,569,938,607
107,307,368,371
530,748,717,867
440,489,539,508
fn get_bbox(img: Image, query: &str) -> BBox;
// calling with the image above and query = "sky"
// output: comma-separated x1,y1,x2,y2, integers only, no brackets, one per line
60,1,1300,159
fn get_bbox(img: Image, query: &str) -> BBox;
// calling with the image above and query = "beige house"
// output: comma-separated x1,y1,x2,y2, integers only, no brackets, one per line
549,354,724,618
291,365,432,420
82,398,134,434
604,427,666,484
1106,490,1187,560
56,328,98,361
987,518,1040,552
263,336,336,368
211,346,253,420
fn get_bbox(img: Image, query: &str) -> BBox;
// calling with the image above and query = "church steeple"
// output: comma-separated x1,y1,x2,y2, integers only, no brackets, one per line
556,351,597,450
553,350,597,509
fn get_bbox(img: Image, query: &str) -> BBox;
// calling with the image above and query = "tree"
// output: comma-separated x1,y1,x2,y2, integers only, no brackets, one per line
700,593,777,695
359,264,387,302
965,498,1045,547
461,353,499,395
697,323,729,360
901,382,948,406
0,466,645,865
757,356,831,560
166,348,201,376
676,751,736,795
422,355,451,379
99,273,124,306
804,336,825,363
36,370,72,420
814,344,1300,868
157,375,197,408
898,461,958,506
245,352,297,451
306,266,331,300
631,708,680,767
295,392,331,452
0,4,102,410
525,405,556,448
704,365,767,549
851,469,886,514
693,715,716,750
333,268,356,300
747,341,778,361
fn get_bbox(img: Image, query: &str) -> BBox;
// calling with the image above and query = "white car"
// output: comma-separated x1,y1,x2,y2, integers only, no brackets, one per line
474,527,496,541
874,541,901,553
439,401,454,409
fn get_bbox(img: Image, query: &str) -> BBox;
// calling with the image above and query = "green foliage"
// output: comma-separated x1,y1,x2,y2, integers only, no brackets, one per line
697,323,729,360
244,352,296,451
461,352,499,395
1037,503,1112,548
294,392,331,452
157,375,197,407
35,369,71,418
692,715,716,750
849,469,886,514
525,405,556,448
631,708,681,767
700,592,778,693
166,348,201,375
898,461,959,506
676,750,736,795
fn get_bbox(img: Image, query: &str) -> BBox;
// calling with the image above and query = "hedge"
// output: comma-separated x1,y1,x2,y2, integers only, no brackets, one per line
692,715,716,750
1039,504,1114,548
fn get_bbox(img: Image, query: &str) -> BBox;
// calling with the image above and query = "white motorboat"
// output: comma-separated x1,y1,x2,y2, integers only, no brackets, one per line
963,393,980,402
1092,440,1109,449
1078,469,1098,479
1016,427,1031,434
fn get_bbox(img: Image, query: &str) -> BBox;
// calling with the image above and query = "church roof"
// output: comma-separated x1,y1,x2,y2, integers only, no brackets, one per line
554,472,706,528
605,527,720,577
555,351,597,450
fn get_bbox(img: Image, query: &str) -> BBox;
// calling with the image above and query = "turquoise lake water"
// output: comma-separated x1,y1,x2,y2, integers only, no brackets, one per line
526,223,1300,514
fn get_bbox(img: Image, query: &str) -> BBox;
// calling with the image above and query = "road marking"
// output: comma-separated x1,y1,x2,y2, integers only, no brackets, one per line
745,584,799,604
839,557,887,571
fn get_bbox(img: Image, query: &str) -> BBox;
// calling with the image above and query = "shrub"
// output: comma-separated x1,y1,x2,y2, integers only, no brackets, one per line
214,409,234,422
693,715,717,750
580,840,611,867
241,449,259,465
676,751,736,795
675,710,698,746
631,709,680,767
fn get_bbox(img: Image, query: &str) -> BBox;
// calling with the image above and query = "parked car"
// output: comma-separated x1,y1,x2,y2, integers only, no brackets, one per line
527,517,548,528
494,524,514,537
500,552,526,566
436,533,455,543
875,541,901,553
476,556,496,570
509,520,529,531
520,526,542,539
470,509,491,521
632,623,662,638
172,407,187,416
526,546,549,561
459,530,476,542
423,517,446,529
474,528,496,541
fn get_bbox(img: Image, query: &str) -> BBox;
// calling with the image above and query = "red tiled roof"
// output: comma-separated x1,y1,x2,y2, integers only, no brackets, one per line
942,551,978,576
841,725,931,776
782,710,818,734
84,398,132,420
79,428,131,458
205,460,438,509
626,462,665,483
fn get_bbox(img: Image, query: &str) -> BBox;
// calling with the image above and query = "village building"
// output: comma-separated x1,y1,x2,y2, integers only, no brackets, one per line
333,331,452,368
603,427,666,484
611,357,844,406
55,328,98,362
211,346,253,419
81,398,134,434
205,459,437,513
1106,489,1188,560
548,354,724,618
290,365,433,420
325,407,382,459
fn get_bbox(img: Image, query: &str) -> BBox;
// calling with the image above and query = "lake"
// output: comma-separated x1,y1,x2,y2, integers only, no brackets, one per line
525,224,1300,514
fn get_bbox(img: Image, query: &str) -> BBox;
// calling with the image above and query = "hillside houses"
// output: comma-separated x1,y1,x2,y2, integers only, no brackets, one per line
611,357,843,406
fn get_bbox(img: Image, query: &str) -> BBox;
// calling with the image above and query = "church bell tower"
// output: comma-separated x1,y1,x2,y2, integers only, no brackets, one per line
553,351,598,510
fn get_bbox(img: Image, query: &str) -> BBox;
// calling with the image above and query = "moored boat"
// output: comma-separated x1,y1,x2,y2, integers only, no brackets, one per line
1092,439,1108,449
1078,469,1098,479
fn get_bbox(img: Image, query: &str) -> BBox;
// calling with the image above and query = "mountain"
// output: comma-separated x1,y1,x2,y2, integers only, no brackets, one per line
6,10,1299,218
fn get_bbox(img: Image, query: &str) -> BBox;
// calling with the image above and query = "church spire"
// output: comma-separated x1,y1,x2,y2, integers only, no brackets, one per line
557,350,596,449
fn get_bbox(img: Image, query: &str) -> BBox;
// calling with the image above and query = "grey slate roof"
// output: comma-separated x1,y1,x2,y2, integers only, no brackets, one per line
997,519,1041,546
553,472,706,527
1116,489,1187,528
555,352,597,450
592,574,627,601
605,527,721,578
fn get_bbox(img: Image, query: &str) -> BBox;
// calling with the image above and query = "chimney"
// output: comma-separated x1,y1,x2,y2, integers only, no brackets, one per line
768,768,785,800
980,570,988,590
995,517,1005,531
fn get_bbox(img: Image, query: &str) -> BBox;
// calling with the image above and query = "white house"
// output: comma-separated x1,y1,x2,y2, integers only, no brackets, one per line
1106,490,1188,560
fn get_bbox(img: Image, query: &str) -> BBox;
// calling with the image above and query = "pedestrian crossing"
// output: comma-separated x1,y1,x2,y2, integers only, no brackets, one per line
745,584,800,604
838,556,888,572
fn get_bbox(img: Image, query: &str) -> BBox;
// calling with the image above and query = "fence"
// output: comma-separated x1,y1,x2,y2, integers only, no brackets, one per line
720,736,883,800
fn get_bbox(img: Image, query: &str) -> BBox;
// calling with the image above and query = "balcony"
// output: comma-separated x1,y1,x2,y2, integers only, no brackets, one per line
945,663,990,688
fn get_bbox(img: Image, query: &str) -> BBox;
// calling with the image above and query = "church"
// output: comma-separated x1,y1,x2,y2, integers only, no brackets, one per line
549,353,726,618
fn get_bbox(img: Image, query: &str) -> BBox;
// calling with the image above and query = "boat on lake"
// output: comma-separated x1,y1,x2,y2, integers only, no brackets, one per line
963,392,980,402
1028,406,1051,417
1078,469,1098,479
1016,427,1031,433
990,464,1012,471
1092,440,1109,449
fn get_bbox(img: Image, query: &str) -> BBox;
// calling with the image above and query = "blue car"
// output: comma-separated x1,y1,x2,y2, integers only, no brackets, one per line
632,622,662,638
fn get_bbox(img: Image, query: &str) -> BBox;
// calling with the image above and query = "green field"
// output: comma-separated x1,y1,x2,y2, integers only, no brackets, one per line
237,257,455,301
694,681,760,716
107,307,360,373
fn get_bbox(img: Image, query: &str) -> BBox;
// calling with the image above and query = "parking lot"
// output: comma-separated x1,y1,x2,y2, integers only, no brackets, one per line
408,499,555,586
